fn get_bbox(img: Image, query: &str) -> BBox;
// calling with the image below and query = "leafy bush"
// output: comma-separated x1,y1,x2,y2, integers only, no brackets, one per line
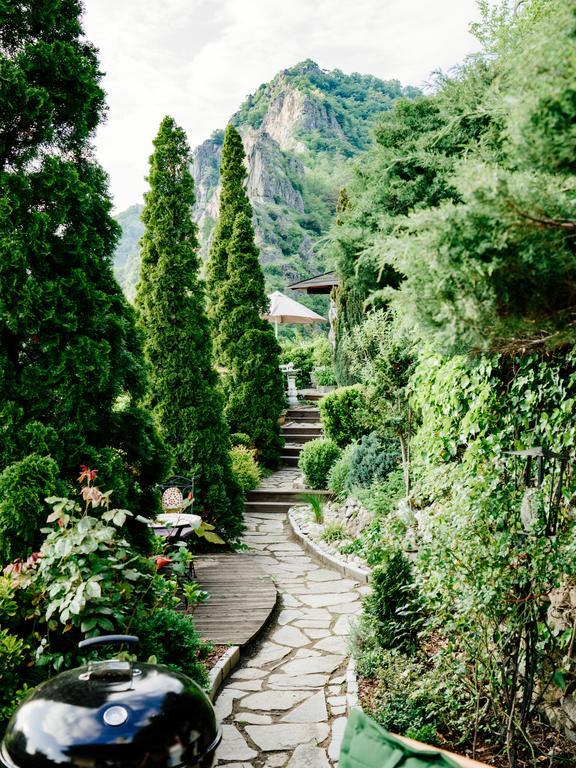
321,522,347,543
327,443,356,500
320,386,368,447
298,438,342,489
0,454,61,564
0,629,29,737
230,445,261,494
230,432,252,447
280,342,314,389
311,336,332,367
312,366,337,387
347,432,401,489
132,608,211,687
7,468,161,674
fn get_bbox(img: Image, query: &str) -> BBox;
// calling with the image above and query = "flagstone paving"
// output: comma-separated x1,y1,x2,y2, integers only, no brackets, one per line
214,508,364,766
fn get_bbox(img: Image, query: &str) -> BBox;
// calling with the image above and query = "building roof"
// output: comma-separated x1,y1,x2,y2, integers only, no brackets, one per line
287,271,340,294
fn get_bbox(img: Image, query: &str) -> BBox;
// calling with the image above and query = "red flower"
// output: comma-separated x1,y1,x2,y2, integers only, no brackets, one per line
78,465,98,484
154,555,172,571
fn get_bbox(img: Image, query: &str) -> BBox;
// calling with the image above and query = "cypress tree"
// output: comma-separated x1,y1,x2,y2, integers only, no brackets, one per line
136,117,244,541
205,124,251,362
0,1,168,519
219,212,285,467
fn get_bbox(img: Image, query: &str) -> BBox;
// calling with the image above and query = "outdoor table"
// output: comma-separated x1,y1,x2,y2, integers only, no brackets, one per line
149,512,202,577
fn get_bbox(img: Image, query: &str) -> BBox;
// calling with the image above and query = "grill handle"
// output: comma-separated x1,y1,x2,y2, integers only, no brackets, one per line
78,634,140,651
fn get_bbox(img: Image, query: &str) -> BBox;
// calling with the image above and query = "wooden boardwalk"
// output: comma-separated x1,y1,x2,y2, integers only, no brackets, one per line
192,552,277,646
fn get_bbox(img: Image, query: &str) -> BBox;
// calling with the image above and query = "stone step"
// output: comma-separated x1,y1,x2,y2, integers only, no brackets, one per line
280,455,299,467
285,415,321,424
280,433,319,445
246,488,332,504
282,424,322,435
298,390,324,402
244,501,294,513
286,407,320,418
282,445,303,456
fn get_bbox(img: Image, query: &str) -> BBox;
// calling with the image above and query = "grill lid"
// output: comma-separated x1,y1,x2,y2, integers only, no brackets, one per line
1,636,220,768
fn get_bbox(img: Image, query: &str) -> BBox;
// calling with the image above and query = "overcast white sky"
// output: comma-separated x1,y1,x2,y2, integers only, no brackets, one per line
83,0,491,212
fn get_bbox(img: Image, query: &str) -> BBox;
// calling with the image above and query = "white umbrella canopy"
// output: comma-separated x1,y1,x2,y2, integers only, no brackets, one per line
264,291,326,335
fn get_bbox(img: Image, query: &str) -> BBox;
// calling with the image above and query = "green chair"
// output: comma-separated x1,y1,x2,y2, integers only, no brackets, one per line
340,709,461,768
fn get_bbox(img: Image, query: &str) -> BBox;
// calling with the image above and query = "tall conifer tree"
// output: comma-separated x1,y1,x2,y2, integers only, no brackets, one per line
206,125,285,466
205,124,251,362
0,1,167,517
220,212,285,466
136,117,244,541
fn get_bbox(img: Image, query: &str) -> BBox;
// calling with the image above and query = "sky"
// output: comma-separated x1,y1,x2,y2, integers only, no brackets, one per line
83,0,491,212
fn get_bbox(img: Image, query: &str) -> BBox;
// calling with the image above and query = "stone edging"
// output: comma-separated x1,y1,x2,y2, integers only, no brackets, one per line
208,645,241,701
346,657,359,712
288,507,371,584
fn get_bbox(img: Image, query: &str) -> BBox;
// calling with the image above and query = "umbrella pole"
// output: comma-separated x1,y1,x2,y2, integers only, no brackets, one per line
275,319,279,338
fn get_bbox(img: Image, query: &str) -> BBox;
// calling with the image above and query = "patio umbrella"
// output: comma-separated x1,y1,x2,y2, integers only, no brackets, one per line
263,291,326,337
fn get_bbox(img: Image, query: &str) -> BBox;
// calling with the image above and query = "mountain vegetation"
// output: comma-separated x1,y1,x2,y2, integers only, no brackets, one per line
136,117,244,541
113,61,418,299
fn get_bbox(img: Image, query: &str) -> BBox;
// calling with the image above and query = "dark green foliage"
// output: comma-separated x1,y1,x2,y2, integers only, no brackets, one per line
0,455,61,563
280,343,314,389
131,608,210,688
208,129,285,467
136,116,243,541
298,438,342,489
230,432,252,447
0,0,168,525
206,124,251,362
364,550,423,652
347,433,401,489
320,385,368,447
371,692,439,746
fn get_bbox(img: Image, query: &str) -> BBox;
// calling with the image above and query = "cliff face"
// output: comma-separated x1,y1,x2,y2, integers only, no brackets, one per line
114,60,418,297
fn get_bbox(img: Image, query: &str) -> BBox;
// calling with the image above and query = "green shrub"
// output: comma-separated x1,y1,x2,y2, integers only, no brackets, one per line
280,342,314,389
363,549,423,653
298,438,342,489
327,443,356,500
347,432,401,489
312,366,337,387
230,432,252,447
373,692,440,746
311,336,332,368
0,454,61,564
230,445,261,494
320,386,368,447
0,629,30,737
321,522,347,542
132,608,210,687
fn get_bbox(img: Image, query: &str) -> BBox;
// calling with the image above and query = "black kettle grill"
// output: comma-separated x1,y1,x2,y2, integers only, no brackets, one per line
0,635,221,768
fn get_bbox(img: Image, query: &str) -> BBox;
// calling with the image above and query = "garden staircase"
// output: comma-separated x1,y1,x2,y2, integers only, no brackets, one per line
244,403,327,514
279,405,322,467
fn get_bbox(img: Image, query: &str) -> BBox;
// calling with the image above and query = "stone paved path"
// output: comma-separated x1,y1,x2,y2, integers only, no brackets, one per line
213,509,367,767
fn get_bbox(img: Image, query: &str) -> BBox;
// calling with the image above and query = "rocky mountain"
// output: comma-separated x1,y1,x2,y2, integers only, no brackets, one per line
113,60,418,300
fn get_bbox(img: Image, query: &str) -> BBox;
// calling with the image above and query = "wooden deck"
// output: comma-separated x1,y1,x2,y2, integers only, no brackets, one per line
192,552,277,646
